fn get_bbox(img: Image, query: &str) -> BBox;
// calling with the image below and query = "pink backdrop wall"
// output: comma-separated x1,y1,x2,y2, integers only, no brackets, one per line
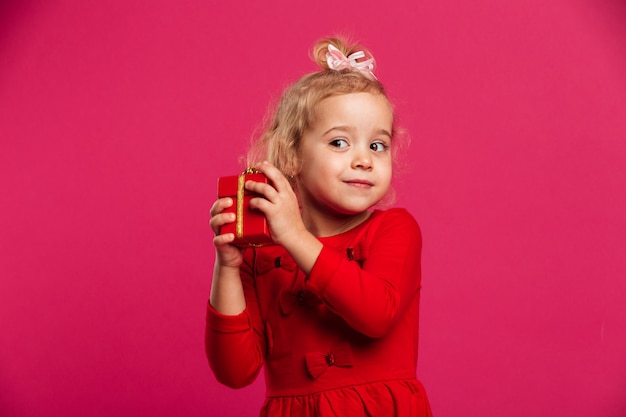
1,1,625,416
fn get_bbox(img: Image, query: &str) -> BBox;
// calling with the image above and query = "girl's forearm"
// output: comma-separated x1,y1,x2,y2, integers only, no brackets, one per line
279,227,323,275
209,263,246,315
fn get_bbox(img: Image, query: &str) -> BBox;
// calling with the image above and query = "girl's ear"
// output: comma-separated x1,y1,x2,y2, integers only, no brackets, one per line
285,170,299,191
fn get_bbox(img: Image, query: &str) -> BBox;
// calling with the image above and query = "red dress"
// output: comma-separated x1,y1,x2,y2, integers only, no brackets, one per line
206,208,432,416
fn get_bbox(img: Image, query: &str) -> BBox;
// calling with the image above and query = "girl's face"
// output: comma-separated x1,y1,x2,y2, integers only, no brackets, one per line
296,92,393,226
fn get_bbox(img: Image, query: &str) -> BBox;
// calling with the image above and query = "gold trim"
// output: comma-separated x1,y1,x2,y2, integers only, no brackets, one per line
236,173,245,238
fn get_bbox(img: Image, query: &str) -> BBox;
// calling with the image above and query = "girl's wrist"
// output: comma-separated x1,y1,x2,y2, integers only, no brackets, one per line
213,256,242,281
275,223,309,249
279,228,323,275
214,263,241,277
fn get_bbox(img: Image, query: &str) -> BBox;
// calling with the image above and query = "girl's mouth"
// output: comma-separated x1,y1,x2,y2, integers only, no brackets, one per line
345,179,374,188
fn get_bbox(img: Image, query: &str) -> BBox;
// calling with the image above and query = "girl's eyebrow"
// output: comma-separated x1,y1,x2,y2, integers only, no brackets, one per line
377,128,392,138
322,125,392,138
322,125,353,135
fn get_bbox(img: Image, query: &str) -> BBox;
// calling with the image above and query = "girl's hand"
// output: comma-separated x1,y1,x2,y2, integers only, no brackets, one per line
246,161,306,247
209,197,243,268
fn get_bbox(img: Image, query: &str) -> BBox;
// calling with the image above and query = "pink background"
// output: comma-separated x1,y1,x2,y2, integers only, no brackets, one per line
1,1,625,416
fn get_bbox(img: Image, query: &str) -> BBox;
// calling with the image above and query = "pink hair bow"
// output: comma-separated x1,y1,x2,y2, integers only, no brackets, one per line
326,44,376,80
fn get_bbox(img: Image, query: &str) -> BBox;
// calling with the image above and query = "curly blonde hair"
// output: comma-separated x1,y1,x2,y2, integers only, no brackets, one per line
247,36,405,187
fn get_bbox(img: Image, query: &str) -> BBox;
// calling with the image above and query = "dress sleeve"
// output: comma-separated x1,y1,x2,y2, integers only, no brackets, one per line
305,209,422,338
205,250,266,388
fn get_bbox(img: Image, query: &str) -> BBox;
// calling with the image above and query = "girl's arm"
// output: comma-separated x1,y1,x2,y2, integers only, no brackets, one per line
208,196,247,315
205,198,266,388
209,263,245,314
305,209,422,338
246,161,323,274
205,253,266,388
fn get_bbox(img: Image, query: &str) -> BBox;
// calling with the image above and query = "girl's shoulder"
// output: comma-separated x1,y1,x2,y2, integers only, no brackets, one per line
342,208,420,248
371,206,414,219
368,207,420,232
344,208,421,264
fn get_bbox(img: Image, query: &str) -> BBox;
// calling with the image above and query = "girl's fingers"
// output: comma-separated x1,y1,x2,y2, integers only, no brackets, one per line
213,232,235,247
209,197,236,235
244,161,294,203
209,212,236,234
254,161,291,193
213,233,244,268
210,197,233,217
245,180,278,202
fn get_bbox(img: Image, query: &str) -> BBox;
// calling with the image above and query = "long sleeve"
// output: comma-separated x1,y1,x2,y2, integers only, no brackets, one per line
205,251,266,388
305,209,422,338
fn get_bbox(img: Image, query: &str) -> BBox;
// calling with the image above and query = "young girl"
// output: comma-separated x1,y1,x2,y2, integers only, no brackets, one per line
207,36,432,417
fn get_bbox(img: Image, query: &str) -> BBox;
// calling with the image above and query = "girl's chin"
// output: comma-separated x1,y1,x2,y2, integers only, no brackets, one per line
328,206,375,218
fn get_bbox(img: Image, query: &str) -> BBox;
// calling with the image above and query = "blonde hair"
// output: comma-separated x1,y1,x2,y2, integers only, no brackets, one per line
247,36,405,185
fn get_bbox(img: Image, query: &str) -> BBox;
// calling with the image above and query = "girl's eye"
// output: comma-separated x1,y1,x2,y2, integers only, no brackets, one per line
370,141,389,152
329,139,349,148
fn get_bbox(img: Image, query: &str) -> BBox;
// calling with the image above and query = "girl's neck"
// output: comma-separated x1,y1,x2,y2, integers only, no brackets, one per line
301,209,372,237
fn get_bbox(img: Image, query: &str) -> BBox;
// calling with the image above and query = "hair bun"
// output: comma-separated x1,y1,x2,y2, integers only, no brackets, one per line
311,36,375,72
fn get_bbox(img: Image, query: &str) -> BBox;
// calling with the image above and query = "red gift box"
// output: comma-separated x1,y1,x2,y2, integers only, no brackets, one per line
217,169,273,247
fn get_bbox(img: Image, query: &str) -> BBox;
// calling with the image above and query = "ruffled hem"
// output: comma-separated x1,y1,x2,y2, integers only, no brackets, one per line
260,379,432,417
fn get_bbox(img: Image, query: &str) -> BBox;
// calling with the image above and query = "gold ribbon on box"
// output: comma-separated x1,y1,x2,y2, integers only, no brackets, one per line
236,167,259,239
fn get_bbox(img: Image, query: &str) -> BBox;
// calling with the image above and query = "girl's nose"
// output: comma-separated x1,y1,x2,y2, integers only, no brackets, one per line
351,147,372,170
